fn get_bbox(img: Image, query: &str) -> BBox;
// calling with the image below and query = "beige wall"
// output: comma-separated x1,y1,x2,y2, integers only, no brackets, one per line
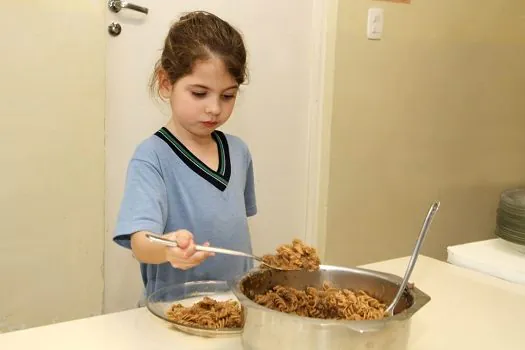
0,2,105,332
324,0,525,266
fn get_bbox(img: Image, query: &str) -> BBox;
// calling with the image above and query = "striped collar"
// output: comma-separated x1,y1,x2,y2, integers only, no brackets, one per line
154,127,231,191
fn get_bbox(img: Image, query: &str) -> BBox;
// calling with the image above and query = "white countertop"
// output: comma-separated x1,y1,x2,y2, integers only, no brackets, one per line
1,255,524,350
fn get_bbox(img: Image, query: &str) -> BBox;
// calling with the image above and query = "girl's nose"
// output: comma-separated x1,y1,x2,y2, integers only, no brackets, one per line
205,100,221,116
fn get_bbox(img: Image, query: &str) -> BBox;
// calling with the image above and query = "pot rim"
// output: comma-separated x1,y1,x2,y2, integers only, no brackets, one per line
229,264,431,330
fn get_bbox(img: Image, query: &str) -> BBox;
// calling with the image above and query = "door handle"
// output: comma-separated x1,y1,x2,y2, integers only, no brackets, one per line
108,0,148,15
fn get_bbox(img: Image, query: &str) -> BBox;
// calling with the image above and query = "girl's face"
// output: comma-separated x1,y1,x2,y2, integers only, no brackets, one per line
160,56,239,139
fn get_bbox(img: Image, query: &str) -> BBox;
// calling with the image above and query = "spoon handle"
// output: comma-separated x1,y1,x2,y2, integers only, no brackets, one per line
145,233,179,247
144,233,256,259
386,201,440,315
195,245,257,259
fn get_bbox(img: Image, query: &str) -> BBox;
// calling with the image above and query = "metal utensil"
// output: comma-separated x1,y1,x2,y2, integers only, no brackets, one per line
385,200,440,316
144,233,290,271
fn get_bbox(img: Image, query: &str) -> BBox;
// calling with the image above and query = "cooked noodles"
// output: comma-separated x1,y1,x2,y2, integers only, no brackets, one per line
253,281,387,321
258,240,385,320
261,238,321,271
165,296,242,329
165,240,385,329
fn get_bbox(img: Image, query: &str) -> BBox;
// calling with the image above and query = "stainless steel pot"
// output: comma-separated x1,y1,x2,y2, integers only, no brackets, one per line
231,264,430,350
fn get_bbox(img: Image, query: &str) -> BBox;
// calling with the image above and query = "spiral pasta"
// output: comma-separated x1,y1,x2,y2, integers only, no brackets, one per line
165,239,385,328
165,296,242,329
261,238,321,271
253,281,387,321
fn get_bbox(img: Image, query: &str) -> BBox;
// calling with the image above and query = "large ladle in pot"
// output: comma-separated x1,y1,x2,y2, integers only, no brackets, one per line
385,201,440,316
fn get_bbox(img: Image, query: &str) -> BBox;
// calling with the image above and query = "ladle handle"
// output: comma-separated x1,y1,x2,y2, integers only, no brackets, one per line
144,232,254,258
386,201,440,315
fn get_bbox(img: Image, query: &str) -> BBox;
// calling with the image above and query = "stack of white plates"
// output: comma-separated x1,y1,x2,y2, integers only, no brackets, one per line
495,188,525,250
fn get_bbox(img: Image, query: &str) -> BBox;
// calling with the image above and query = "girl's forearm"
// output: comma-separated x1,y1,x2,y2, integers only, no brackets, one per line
131,231,168,264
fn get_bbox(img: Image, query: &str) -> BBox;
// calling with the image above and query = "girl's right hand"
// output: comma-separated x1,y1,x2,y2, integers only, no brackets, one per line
163,230,215,270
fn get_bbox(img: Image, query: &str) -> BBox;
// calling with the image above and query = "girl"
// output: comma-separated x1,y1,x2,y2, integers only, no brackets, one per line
113,11,257,299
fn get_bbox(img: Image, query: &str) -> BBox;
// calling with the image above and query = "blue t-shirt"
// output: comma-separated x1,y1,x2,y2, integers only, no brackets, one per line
114,127,257,297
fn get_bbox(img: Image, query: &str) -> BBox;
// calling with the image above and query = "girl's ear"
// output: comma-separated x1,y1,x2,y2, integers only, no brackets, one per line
157,69,173,99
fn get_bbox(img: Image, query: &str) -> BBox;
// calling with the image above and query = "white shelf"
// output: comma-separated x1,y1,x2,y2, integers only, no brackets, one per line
447,238,525,285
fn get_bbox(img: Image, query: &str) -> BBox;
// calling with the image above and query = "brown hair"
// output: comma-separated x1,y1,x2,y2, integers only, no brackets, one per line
150,11,248,98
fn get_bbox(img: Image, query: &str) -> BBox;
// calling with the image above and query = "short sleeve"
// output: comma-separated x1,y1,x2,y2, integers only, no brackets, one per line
244,153,257,217
114,158,168,249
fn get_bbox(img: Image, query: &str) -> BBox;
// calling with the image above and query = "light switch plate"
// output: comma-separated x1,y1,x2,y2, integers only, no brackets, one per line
367,8,384,40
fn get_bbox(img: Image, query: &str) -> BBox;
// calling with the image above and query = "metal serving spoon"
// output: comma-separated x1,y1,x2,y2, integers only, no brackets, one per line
385,201,441,316
144,232,291,271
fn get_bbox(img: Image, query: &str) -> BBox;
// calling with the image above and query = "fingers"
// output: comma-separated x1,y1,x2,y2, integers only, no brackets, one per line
174,230,193,249
174,230,201,259
163,231,214,269
202,241,216,257
183,241,197,258
167,252,212,270
171,262,195,270
189,251,213,264
163,229,195,258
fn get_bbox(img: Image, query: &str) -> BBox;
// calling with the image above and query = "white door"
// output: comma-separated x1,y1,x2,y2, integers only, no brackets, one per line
105,0,326,312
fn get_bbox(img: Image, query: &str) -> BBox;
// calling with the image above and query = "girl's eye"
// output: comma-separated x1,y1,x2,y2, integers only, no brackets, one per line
192,91,207,98
222,94,236,100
